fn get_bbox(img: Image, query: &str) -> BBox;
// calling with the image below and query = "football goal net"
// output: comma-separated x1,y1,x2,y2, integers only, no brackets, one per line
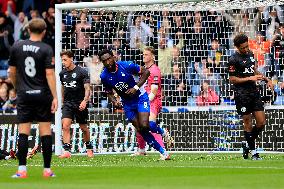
5,0,283,155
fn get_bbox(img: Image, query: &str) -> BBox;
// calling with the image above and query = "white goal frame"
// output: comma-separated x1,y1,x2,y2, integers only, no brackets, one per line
54,0,202,155
54,0,284,155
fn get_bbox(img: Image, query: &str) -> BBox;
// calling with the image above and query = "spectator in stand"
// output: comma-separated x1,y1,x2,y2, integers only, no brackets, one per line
75,11,91,63
0,13,14,78
127,12,153,49
164,64,190,106
29,9,40,20
248,32,272,75
171,14,186,44
127,12,154,65
0,85,8,108
89,11,104,54
206,10,232,49
83,55,103,85
272,23,284,78
157,9,172,35
207,38,232,101
263,5,284,40
196,81,219,106
194,60,221,96
104,11,118,43
171,45,187,74
19,10,40,40
7,1,28,41
207,38,228,78
186,21,209,63
43,7,55,52
83,54,104,107
2,87,16,110
138,32,184,76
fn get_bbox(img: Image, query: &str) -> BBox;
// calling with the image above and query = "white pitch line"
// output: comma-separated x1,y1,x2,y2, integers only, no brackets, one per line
1,164,284,170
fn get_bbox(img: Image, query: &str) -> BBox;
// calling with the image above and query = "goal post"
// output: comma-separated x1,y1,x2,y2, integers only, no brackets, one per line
53,0,284,155
54,0,206,156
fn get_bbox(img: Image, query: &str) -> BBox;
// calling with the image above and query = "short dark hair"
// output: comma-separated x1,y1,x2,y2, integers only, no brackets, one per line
98,49,113,61
60,50,74,58
233,34,248,47
28,18,47,34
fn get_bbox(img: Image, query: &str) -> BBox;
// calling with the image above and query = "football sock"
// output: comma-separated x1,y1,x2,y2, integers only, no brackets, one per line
63,143,71,152
41,135,52,168
252,126,263,140
18,165,27,172
139,128,165,155
149,121,165,135
244,131,255,150
85,141,93,150
17,134,29,166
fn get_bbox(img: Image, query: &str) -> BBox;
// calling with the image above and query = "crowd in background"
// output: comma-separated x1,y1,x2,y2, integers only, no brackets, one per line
0,0,101,111
0,0,284,111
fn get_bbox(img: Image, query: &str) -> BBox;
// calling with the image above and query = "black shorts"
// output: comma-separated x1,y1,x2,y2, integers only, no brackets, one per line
62,102,88,124
17,94,53,123
234,91,264,116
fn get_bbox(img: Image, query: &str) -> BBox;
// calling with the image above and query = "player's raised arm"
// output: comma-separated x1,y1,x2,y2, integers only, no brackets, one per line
125,66,150,96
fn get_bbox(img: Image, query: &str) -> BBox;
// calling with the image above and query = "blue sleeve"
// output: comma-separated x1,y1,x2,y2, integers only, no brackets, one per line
120,61,140,75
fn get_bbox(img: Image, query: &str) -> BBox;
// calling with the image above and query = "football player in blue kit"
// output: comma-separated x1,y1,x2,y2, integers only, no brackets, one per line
99,49,170,160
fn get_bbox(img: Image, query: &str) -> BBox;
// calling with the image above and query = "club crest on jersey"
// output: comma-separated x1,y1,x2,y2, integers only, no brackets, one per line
72,73,77,78
154,76,158,81
241,107,246,112
121,72,125,76
115,82,128,91
250,57,255,62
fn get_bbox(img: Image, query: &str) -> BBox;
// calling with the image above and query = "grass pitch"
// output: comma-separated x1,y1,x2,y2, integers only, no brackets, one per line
0,153,283,189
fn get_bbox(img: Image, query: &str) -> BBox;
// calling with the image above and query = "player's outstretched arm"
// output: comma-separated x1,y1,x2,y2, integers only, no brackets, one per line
46,68,58,113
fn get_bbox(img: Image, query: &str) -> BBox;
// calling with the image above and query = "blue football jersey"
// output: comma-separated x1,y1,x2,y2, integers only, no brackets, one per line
100,61,146,103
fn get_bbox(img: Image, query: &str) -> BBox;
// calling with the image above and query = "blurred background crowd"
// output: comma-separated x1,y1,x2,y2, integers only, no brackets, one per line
1,0,284,112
